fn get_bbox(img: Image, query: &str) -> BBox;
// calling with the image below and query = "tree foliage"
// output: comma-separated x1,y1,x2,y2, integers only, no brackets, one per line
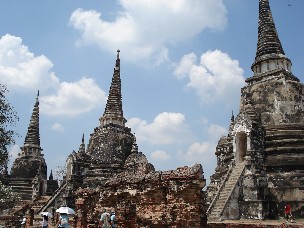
0,84,18,172
0,181,20,212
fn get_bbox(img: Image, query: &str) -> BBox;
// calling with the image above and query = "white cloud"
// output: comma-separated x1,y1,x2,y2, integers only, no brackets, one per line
183,141,215,162
208,124,227,140
40,77,107,117
51,123,65,132
151,150,170,161
127,112,192,145
9,145,21,160
69,0,227,64
0,34,60,91
0,34,107,117
174,50,245,105
180,123,227,163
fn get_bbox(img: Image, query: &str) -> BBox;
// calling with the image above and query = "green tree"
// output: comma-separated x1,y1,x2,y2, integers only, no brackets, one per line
0,84,18,172
0,181,20,212
0,84,20,212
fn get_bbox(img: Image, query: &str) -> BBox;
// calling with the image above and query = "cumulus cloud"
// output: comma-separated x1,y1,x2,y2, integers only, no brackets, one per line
181,123,227,163
174,50,245,105
69,0,227,64
127,112,193,145
40,77,106,117
0,34,107,117
151,150,170,161
0,34,60,91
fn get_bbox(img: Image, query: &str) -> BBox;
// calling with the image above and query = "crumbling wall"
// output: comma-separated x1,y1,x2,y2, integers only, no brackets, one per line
75,164,207,228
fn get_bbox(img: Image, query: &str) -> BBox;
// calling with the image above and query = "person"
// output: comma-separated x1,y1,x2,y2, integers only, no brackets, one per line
99,208,110,228
284,203,291,222
20,216,26,228
42,215,48,228
56,213,69,228
110,210,117,228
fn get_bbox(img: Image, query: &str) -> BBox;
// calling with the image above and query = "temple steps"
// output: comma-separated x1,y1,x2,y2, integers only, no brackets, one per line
9,178,33,200
208,162,245,221
264,124,304,156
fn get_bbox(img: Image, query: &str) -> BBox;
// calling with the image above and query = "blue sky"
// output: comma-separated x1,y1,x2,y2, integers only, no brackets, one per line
1,0,303,185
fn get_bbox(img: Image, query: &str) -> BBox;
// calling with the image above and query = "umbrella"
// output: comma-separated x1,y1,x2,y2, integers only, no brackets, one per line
56,206,76,215
40,212,52,217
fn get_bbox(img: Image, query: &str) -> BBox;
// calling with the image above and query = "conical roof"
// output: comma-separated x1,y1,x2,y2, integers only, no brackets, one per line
255,0,285,58
24,91,40,146
250,0,292,76
99,50,126,127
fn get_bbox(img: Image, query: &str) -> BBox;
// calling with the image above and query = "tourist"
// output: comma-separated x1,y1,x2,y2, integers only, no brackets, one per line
284,203,291,222
56,213,69,228
20,215,26,228
100,208,111,228
42,215,49,228
110,210,117,228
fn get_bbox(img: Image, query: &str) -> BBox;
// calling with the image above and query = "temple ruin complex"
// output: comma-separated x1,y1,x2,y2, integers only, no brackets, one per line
1,0,304,227
207,0,304,222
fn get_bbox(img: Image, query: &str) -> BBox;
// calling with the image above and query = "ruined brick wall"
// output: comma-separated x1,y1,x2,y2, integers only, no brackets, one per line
75,164,207,228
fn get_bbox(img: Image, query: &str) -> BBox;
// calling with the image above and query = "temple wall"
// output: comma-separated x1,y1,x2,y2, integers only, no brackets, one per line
75,164,207,228
240,75,304,125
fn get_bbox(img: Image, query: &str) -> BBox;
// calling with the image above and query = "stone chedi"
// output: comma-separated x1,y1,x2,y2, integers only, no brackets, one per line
9,92,49,201
38,51,207,227
207,0,304,221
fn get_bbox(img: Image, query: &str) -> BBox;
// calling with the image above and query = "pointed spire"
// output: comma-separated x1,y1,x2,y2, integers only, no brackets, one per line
24,91,40,146
251,0,292,75
256,0,284,57
49,170,54,180
99,50,127,127
228,111,235,135
131,133,138,154
78,133,85,153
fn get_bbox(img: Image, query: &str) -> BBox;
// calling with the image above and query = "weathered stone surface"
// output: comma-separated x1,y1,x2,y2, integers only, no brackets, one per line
207,0,304,222
75,164,207,228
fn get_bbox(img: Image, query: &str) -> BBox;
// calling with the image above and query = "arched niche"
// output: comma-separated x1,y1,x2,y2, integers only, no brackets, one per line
235,131,247,163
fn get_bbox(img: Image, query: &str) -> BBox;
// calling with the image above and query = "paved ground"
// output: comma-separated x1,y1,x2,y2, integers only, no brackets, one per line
208,219,304,227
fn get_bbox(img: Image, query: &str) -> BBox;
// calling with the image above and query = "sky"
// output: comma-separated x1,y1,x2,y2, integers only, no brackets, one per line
0,0,303,186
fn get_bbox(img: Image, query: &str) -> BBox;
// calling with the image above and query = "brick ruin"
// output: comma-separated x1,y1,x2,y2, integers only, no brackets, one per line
1,50,207,227
207,0,304,222
75,162,206,227
2,0,304,227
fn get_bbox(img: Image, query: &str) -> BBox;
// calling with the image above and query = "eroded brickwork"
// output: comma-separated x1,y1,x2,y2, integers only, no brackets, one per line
75,164,207,228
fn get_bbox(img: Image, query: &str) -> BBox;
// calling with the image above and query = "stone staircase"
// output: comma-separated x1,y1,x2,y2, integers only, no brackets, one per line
208,162,246,221
9,178,33,200
37,182,67,214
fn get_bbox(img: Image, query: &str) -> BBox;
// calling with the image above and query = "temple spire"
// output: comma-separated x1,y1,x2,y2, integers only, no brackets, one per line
24,90,40,146
99,50,126,127
251,0,292,75
78,133,85,153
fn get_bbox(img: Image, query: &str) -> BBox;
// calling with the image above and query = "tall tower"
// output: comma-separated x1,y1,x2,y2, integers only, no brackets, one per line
207,0,304,221
10,91,47,179
9,91,47,200
241,0,303,125
80,51,134,187
99,50,127,128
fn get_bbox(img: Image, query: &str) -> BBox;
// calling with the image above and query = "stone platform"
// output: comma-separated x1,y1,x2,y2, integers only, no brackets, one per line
208,219,304,227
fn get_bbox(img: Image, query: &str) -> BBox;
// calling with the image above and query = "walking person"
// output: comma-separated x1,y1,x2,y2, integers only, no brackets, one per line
20,215,26,228
56,213,69,228
284,203,291,222
99,208,110,228
42,215,49,228
110,210,117,228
